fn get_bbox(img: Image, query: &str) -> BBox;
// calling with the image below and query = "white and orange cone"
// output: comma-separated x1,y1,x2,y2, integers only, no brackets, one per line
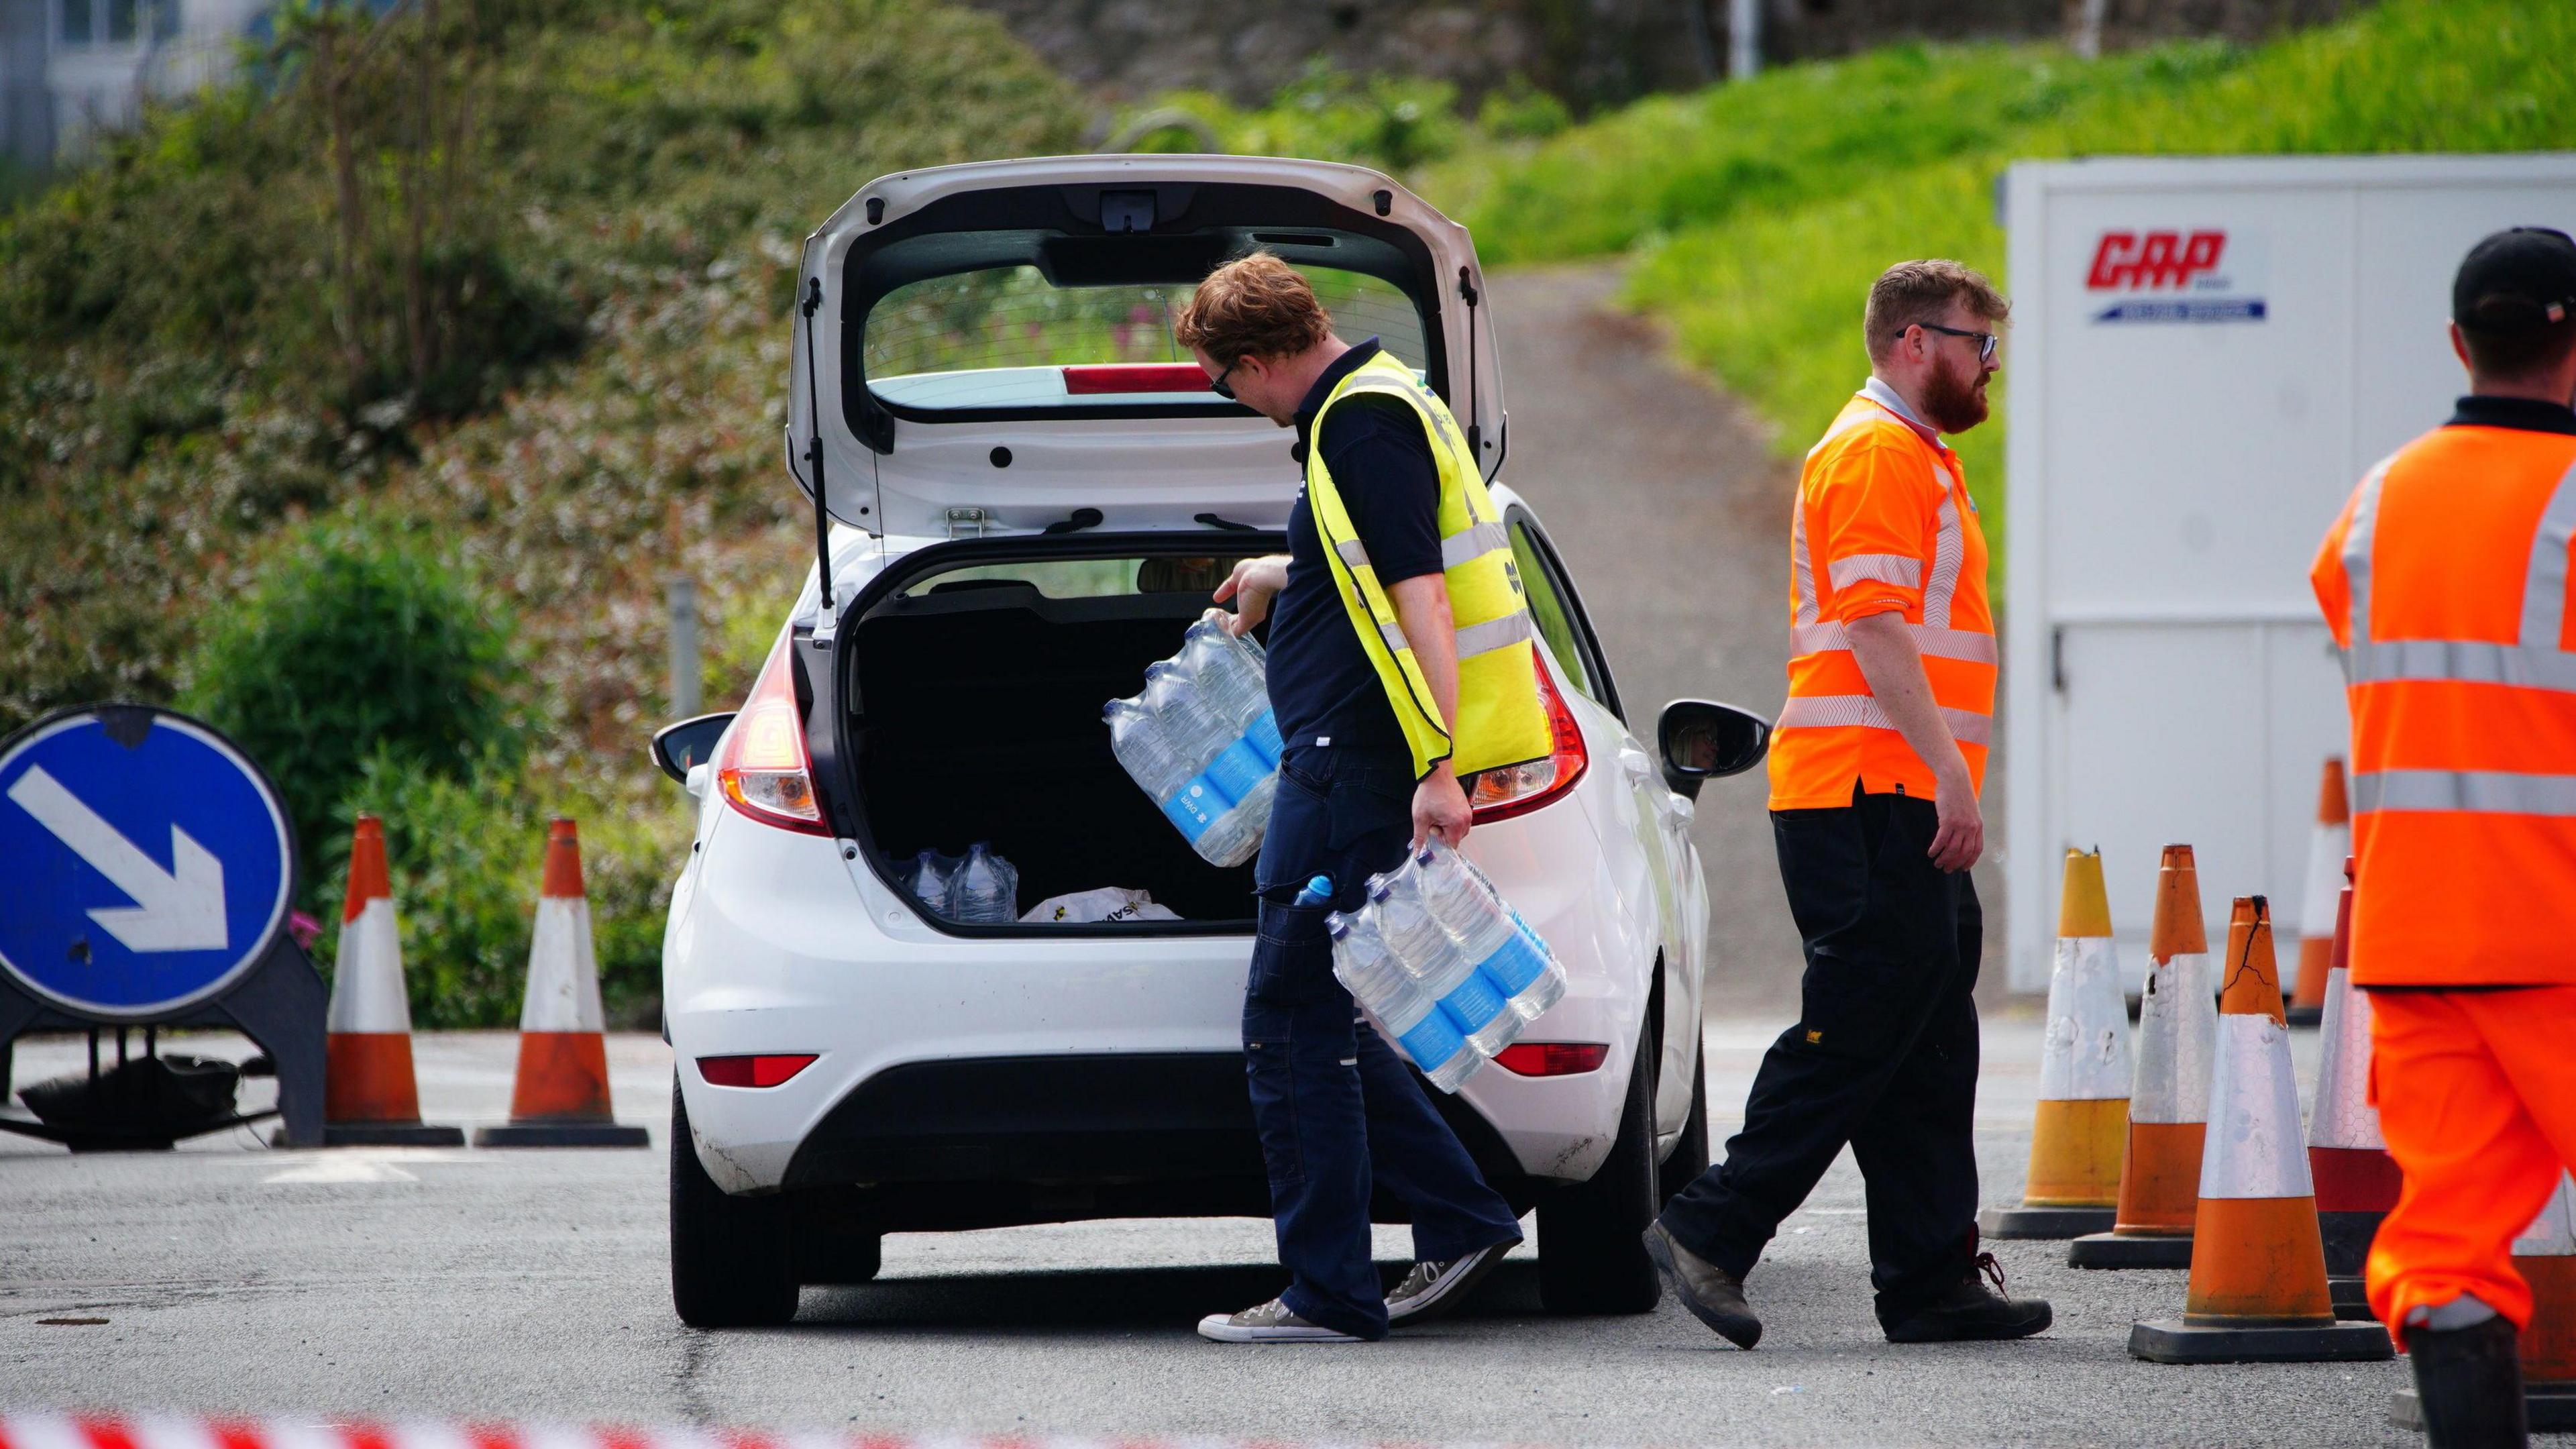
1984,847,2133,1239
2287,759,2349,1025
2131,896,2392,1363
323,816,463,1146
2073,844,2216,1269
473,820,648,1148
2391,1173,2576,1432
2308,857,2400,1321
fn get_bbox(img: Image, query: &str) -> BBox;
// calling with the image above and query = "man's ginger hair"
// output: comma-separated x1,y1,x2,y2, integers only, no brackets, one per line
1864,259,2010,362
1173,252,1334,366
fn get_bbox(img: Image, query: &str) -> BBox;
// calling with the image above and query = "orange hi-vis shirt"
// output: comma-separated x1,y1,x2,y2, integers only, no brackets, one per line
1768,380,1996,810
2310,400,2576,987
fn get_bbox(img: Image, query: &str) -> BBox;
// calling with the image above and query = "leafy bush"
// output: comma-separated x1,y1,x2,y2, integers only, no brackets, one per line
308,751,682,1029
183,523,522,867
1122,63,1468,173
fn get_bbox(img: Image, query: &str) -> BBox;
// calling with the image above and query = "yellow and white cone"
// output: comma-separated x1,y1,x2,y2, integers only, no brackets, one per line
474,820,649,1147
2392,1173,2576,1431
323,816,463,1146
2287,758,2349,1025
1983,847,2134,1239
2072,843,2216,1268
2308,858,2400,1320
2131,896,2392,1363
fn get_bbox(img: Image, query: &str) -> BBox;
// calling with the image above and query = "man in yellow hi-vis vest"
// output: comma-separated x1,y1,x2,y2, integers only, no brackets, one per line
1174,252,1542,1344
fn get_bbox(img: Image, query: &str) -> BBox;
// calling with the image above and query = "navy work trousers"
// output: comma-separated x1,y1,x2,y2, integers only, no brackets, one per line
1242,744,1523,1340
1656,785,1983,1325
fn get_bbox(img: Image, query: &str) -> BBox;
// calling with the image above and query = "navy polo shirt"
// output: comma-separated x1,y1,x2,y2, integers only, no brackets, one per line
1265,339,1446,769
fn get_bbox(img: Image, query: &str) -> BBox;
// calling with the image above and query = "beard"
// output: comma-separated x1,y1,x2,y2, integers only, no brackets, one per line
1919,352,1990,434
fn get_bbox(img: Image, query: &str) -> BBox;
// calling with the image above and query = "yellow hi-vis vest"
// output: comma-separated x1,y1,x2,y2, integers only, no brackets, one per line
1305,350,1552,780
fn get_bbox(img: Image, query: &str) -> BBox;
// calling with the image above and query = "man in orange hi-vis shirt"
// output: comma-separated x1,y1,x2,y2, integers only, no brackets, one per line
1646,260,2049,1349
2312,227,2576,1446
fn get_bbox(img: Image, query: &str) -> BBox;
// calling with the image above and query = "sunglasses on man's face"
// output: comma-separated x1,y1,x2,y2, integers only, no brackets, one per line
1208,358,1240,400
1921,323,2000,365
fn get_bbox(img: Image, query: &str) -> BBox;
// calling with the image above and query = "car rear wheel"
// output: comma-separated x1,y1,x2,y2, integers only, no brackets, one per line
1658,1051,1711,1208
1536,1032,1662,1315
669,1078,800,1327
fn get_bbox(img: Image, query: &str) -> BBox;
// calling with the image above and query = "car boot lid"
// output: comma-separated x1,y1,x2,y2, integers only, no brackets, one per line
784,155,1506,545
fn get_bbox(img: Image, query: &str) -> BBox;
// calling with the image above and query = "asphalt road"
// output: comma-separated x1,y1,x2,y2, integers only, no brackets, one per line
0,1024,2416,1448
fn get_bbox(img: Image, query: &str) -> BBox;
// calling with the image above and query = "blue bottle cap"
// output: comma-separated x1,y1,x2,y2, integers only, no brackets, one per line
1309,874,1333,896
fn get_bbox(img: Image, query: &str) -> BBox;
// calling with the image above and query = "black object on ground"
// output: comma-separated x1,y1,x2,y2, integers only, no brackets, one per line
11,1052,257,1150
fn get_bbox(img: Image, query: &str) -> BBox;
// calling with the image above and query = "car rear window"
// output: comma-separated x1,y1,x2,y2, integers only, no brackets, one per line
863,266,1428,413
899,556,1260,600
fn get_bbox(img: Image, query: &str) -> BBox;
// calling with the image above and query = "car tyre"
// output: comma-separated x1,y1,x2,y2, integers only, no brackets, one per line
669,1078,800,1327
1536,1032,1662,1315
1657,1051,1710,1208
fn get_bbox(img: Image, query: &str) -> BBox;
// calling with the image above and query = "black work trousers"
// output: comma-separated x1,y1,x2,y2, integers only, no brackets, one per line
1656,785,1983,1324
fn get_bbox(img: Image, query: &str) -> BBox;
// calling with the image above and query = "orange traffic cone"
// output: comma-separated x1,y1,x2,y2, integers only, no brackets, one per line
1984,847,2133,1239
323,816,463,1146
2130,896,2392,1362
2286,759,2349,1026
2073,844,2216,1269
2308,857,2400,1322
2391,1172,2576,1432
473,820,649,1147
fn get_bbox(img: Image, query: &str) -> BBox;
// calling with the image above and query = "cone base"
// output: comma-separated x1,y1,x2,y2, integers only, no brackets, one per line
472,1121,650,1148
2285,1005,2322,1028
2328,1275,2377,1322
2070,1231,2194,1269
2390,1383,2576,1432
1980,1204,2116,1240
320,1121,465,1147
2129,1316,2392,1364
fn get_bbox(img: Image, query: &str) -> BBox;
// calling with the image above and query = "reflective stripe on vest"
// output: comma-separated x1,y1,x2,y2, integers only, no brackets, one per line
1778,694,1994,747
2343,454,2576,695
2354,769,2576,816
1305,352,1553,779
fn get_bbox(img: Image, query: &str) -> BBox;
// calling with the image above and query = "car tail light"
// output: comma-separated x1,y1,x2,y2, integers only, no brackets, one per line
696,1054,818,1088
1061,363,1212,395
1493,1042,1609,1077
1468,661,1589,824
713,630,828,836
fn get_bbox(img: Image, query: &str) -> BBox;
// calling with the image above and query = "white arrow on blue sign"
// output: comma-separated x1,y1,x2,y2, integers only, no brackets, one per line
0,708,294,1020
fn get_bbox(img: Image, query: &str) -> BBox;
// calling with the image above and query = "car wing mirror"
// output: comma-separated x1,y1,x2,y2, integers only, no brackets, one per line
652,712,735,785
1657,699,1771,800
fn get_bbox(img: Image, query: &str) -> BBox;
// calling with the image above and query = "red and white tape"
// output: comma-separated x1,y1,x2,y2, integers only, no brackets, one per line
0,1415,1437,1449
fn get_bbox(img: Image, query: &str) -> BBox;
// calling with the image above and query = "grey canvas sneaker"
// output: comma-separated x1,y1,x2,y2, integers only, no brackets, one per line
1384,1240,1515,1327
1196,1297,1362,1343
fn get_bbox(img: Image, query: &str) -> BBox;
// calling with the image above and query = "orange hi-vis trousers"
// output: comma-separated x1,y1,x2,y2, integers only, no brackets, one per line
2367,985,2576,1339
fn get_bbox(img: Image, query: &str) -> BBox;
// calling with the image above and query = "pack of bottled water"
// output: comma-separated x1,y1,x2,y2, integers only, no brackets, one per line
1104,610,1285,867
1325,838,1568,1093
892,842,1019,924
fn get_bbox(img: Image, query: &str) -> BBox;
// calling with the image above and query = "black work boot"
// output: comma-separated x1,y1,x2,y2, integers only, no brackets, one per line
1881,1252,2053,1343
1642,1220,1761,1349
2408,1314,2528,1448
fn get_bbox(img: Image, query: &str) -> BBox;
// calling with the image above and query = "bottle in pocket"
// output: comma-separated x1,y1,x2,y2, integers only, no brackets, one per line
1368,869,1520,1057
1329,910,1481,1093
1414,839,1565,1022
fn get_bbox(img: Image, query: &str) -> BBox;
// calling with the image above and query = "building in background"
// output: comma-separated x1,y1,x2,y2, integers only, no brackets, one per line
1,0,273,174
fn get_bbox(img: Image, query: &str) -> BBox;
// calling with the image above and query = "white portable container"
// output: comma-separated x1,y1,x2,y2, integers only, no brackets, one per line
2001,153,2576,993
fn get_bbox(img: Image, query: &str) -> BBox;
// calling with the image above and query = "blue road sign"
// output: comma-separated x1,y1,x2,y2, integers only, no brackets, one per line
0,708,295,1020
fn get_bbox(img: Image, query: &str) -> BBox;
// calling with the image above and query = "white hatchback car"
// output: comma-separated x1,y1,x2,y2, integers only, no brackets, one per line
649,155,1770,1328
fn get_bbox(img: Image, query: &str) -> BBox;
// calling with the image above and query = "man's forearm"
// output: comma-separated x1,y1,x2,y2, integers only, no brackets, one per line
1386,574,1460,771
1844,612,1969,784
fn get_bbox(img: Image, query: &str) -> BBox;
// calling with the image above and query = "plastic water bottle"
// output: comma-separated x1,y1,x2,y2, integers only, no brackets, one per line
1142,661,1270,808
1368,870,1518,1056
946,842,1018,923
1180,612,1283,767
1416,839,1566,1021
1105,699,1231,849
900,849,958,908
1329,908,1482,1093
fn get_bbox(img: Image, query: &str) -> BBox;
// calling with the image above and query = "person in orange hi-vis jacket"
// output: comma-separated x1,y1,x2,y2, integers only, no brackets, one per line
1644,260,2050,1350
2311,226,2576,1448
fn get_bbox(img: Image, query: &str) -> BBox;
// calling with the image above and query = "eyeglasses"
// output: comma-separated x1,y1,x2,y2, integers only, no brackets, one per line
1921,323,2000,364
1208,359,1240,400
